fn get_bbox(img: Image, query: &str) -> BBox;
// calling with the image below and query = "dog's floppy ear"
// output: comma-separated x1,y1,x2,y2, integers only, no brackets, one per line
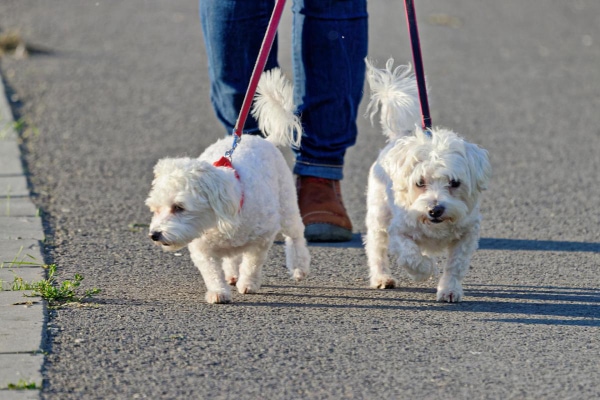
153,158,174,178
153,157,192,179
465,143,492,192
189,161,240,236
382,133,423,193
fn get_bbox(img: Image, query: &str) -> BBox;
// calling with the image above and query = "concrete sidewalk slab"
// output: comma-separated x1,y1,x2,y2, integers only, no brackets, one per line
0,352,43,390
0,198,38,218
0,390,41,400
0,291,44,353
0,175,29,198
0,389,41,400
0,218,43,241
0,140,23,177
0,239,43,263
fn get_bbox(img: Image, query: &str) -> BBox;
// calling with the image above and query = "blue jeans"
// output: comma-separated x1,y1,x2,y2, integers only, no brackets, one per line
199,0,368,180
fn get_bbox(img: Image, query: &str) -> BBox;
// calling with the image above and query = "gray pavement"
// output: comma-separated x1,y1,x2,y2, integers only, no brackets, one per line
0,0,599,399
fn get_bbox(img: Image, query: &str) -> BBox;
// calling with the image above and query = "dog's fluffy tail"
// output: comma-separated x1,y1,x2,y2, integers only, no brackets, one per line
251,68,302,148
365,58,422,140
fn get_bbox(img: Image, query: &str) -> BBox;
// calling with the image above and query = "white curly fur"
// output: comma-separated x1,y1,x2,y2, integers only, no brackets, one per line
364,58,491,302
251,68,302,148
146,69,310,304
365,58,422,138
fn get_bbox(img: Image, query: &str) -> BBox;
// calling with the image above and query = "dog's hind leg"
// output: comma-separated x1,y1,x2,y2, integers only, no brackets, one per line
280,199,311,281
236,242,272,294
284,232,310,281
279,198,310,281
223,255,241,286
275,160,310,281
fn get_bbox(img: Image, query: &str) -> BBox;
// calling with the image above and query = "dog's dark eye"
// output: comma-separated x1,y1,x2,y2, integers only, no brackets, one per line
171,204,185,213
450,179,461,188
416,178,426,188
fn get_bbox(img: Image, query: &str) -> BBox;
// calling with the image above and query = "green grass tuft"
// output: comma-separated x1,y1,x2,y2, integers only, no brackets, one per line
6,379,39,390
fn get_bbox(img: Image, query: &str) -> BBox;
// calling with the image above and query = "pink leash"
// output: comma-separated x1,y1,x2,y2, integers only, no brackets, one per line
404,0,432,132
222,0,287,161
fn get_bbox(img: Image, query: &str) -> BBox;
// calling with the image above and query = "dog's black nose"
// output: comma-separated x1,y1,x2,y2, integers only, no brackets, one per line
428,205,445,219
149,231,162,242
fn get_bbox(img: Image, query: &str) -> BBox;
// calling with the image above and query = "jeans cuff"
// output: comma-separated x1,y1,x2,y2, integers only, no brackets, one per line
293,161,344,180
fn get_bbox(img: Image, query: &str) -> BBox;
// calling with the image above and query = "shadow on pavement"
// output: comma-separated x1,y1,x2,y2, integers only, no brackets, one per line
479,238,600,252
304,235,600,252
236,283,600,327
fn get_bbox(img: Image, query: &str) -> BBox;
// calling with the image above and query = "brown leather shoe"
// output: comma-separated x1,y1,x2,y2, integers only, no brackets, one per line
296,176,353,242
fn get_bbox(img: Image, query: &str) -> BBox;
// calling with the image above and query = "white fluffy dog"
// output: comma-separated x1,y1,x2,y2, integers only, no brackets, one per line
146,69,310,304
364,59,491,302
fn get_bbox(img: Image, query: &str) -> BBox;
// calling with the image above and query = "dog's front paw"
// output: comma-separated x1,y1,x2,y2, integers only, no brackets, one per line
205,290,232,304
436,276,463,302
405,256,435,282
236,279,261,294
370,274,397,289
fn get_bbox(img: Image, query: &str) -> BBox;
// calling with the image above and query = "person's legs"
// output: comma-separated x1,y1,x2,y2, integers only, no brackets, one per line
292,0,368,241
292,0,368,179
199,0,279,135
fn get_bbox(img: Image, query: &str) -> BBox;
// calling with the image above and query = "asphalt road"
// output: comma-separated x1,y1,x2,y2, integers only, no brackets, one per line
1,0,599,398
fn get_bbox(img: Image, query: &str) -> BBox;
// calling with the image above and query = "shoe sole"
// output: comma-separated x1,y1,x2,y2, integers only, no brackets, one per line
304,223,353,243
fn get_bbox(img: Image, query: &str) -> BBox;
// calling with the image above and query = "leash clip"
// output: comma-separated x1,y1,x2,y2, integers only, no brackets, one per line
224,132,242,161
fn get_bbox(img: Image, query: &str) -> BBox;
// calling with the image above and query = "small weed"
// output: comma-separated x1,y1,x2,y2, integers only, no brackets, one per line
17,264,101,305
2,250,101,306
6,379,39,390
0,116,40,141
12,117,26,133
1,246,35,269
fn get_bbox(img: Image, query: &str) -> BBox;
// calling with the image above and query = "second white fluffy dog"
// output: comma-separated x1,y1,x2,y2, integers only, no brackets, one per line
364,59,491,302
146,69,310,304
